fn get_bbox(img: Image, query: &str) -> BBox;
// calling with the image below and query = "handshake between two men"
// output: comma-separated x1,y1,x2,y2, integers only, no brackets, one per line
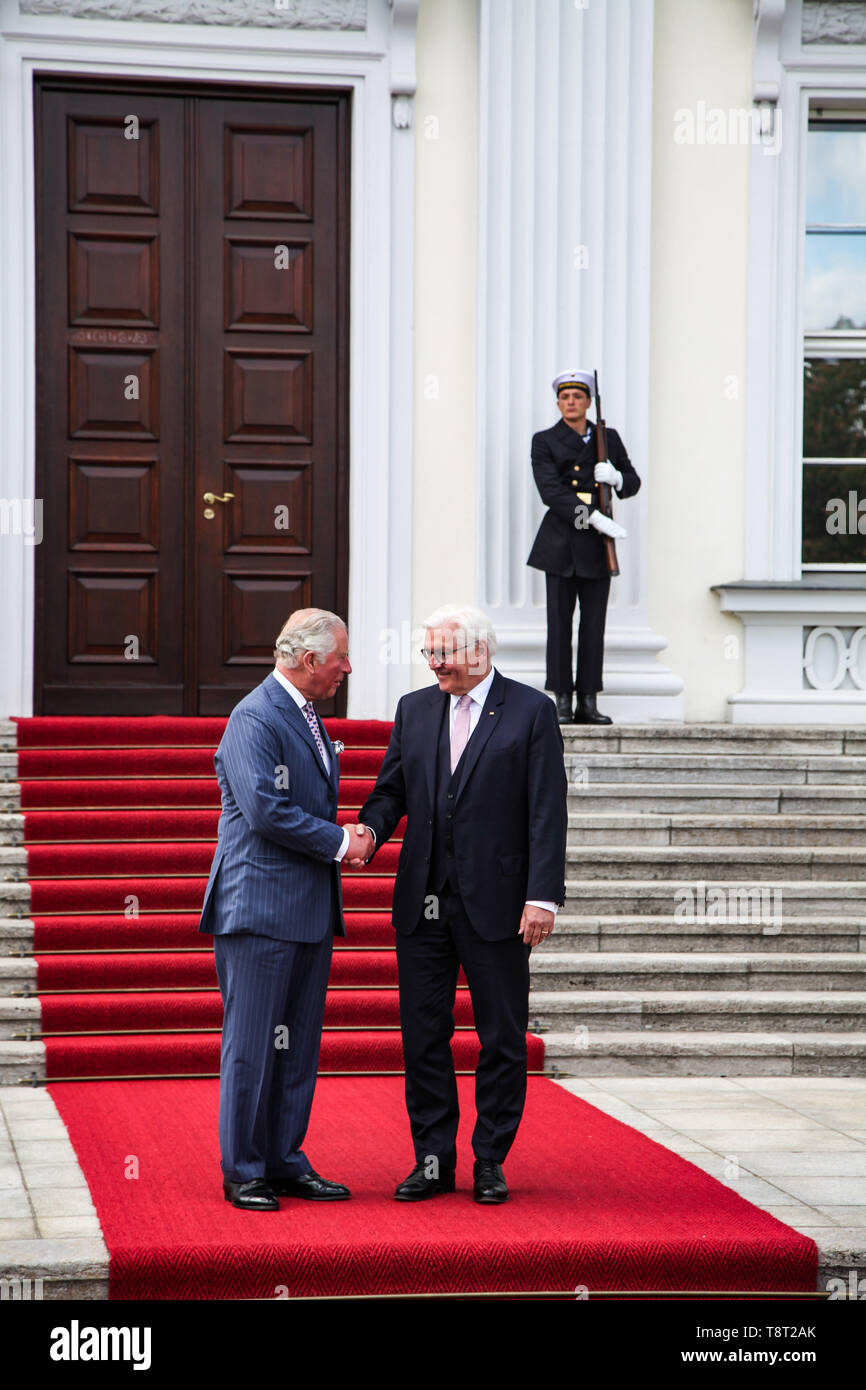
342,823,375,866
202,602,567,1212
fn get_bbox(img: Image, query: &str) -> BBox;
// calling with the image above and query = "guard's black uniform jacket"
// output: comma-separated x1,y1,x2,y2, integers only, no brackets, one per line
527,418,641,578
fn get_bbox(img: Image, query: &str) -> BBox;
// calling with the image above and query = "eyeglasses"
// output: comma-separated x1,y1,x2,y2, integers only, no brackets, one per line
421,643,472,664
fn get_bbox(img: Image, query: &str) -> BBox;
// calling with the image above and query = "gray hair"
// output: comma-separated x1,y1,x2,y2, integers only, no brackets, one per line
422,603,498,658
274,608,345,667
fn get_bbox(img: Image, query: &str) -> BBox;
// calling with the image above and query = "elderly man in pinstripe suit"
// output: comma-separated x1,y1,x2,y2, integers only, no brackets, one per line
200,609,370,1211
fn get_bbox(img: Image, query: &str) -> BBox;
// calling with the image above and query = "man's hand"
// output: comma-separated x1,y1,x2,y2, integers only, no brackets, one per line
588,508,627,540
342,824,374,867
518,904,555,947
594,460,623,490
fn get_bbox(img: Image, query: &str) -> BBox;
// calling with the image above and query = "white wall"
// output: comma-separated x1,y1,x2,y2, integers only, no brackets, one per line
649,0,753,720
410,0,478,685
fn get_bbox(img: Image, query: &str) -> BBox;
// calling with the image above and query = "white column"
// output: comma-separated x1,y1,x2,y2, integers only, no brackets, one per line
476,0,683,718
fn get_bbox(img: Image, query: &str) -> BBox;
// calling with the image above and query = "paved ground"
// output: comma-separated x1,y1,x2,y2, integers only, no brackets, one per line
1,1077,864,1298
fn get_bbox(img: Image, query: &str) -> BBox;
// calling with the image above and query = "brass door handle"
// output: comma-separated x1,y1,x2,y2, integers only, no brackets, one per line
203,492,235,505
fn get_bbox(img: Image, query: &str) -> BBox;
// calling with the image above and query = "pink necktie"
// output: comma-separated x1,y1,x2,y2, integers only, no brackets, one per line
450,694,471,772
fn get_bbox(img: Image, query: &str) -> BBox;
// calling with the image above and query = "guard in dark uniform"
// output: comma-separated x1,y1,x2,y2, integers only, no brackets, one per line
527,370,641,725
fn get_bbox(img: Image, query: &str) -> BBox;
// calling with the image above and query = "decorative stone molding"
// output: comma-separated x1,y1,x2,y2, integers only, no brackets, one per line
803,626,866,691
803,1,866,44
388,0,417,129
714,582,866,722
753,0,787,104
18,0,367,28
391,94,412,129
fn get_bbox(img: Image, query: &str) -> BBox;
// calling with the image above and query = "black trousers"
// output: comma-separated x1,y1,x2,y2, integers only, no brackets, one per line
395,887,531,1168
545,571,611,695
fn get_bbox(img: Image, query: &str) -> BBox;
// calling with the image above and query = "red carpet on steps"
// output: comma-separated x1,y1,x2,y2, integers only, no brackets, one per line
19,716,818,1298
47,1075,817,1299
14,715,548,1079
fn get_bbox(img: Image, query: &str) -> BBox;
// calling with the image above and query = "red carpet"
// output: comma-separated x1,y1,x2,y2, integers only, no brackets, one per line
47,1075,817,1299
14,716,543,1079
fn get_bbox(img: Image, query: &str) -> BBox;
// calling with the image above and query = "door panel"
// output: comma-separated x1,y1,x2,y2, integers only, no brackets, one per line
37,87,185,713
34,79,349,716
195,97,346,714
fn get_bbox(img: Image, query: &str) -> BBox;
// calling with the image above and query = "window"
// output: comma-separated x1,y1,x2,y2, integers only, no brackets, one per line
802,115,866,569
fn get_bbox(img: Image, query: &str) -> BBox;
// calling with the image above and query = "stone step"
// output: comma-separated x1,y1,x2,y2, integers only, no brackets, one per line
0,813,24,845
541,1030,866,1076
0,918,34,954
565,846,866,880
0,958,36,990
568,784,866,814
530,952,866,990
9,808,866,849
4,953,860,1003
9,812,866,852
548,914,865,952
560,725,865,756
4,990,862,1040
567,814,866,846
529,990,866,1031
0,996,39,1040
0,783,21,811
4,914,865,956
0,884,30,917
564,753,866,785
0,1039,45,1084
561,879,866,917
3,878,863,922
0,847,27,880
0,720,16,753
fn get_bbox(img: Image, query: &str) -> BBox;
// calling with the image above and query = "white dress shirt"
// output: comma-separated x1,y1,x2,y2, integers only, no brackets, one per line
271,668,349,861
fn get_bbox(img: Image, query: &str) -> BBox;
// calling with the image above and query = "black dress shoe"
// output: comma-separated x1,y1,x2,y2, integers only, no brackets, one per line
268,1171,351,1201
574,692,613,725
473,1159,508,1204
555,692,575,725
223,1179,279,1211
394,1161,456,1201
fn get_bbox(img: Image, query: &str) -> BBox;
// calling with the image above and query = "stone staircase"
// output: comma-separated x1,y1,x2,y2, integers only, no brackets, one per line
1,719,865,1081
531,724,866,1076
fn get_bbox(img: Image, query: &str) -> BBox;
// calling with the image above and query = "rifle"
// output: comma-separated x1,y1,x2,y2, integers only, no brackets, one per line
593,369,620,578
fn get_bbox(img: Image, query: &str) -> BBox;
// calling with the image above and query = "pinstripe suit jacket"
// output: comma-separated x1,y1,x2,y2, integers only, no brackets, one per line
199,674,346,943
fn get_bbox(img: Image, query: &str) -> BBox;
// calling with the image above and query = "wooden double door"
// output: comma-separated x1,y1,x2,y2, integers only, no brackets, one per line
34,77,350,715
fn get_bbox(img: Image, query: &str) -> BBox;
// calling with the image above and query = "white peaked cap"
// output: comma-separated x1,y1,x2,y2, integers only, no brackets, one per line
552,370,594,396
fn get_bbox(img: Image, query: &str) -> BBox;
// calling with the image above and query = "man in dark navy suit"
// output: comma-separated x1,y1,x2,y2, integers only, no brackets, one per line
351,605,567,1204
527,369,641,725
200,608,370,1210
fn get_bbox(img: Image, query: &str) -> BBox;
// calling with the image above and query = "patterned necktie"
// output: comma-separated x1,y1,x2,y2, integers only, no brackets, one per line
450,694,471,772
302,701,328,768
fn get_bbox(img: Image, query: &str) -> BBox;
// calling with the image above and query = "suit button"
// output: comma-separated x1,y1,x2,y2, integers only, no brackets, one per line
447,793,454,800
571,480,578,487
573,465,579,471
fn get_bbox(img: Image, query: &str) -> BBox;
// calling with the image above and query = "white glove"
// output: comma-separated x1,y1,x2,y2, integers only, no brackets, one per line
594,460,623,490
588,509,627,540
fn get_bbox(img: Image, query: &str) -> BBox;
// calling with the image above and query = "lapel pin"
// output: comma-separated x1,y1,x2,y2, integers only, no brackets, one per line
333,740,345,755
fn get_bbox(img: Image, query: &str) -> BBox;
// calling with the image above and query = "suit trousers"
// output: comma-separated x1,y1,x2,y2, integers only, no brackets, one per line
213,928,333,1183
545,571,611,694
395,886,531,1168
